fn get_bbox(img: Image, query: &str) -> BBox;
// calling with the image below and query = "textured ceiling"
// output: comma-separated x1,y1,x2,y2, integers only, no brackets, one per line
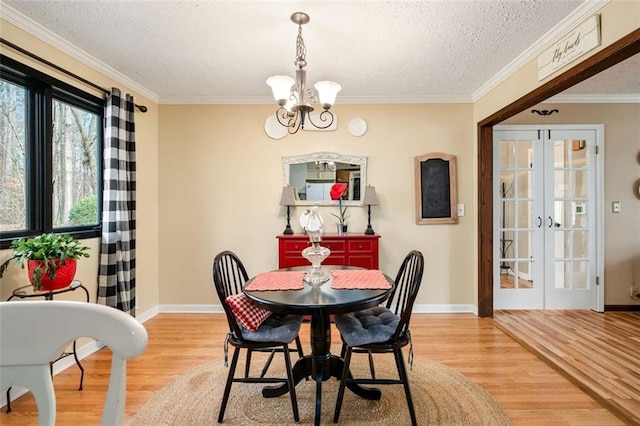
2,0,635,104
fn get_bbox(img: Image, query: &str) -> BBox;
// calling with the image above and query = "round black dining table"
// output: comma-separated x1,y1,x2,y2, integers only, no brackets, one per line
244,265,393,426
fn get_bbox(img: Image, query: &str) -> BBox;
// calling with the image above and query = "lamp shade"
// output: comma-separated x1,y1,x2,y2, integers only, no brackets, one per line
279,185,297,206
266,75,295,104
314,81,342,108
362,185,379,205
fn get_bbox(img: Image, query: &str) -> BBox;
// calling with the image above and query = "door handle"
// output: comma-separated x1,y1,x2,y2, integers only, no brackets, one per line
547,216,553,228
555,222,561,228
536,217,542,228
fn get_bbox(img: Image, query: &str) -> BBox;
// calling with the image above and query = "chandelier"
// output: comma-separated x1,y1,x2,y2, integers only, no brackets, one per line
266,12,341,134
315,161,336,173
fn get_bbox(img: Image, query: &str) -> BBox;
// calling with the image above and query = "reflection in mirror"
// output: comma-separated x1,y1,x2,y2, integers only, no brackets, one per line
283,152,367,206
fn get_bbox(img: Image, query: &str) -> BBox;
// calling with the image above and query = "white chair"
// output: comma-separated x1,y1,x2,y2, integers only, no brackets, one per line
0,300,148,426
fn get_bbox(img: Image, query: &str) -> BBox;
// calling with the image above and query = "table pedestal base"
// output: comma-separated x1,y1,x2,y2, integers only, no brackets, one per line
262,313,380,425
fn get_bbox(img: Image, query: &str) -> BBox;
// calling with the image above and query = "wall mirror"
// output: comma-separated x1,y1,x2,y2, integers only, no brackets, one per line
283,152,367,206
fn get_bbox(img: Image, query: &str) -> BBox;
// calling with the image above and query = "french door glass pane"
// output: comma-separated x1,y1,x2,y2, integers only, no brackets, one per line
557,140,570,167
559,200,574,228
573,203,588,228
571,140,588,167
52,99,100,228
517,200,533,228
516,141,532,168
500,200,515,229
554,261,568,288
555,229,570,258
516,230,532,259
554,170,569,198
499,171,515,194
0,79,27,231
573,170,588,197
573,231,589,258
500,140,515,168
517,170,533,198
520,261,534,289
572,261,589,289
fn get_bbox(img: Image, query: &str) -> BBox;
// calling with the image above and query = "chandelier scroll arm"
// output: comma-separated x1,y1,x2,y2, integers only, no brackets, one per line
274,106,304,134
306,109,335,130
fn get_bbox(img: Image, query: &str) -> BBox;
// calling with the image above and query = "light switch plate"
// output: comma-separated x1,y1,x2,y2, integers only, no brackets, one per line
612,201,621,213
457,204,465,216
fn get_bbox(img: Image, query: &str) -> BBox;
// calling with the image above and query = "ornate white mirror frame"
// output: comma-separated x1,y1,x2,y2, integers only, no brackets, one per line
283,152,367,206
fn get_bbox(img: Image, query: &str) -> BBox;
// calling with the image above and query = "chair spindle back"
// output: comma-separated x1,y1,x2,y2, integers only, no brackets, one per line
385,250,424,340
213,250,250,338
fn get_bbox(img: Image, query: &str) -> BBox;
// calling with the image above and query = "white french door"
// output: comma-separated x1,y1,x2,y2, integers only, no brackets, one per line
493,125,603,310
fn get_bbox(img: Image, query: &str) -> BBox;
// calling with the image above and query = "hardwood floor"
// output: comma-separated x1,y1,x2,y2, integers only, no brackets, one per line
494,310,640,426
0,313,624,425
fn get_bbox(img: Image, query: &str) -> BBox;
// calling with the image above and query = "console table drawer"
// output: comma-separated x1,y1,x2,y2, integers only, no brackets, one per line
348,240,374,253
282,240,311,253
322,240,346,253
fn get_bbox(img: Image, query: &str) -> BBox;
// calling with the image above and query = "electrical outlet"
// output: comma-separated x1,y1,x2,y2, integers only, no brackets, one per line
632,286,639,300
612,201,621,213
457,204,465,217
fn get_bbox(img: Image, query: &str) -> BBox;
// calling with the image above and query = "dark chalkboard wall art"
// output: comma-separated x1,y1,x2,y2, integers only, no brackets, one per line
414,152,458,224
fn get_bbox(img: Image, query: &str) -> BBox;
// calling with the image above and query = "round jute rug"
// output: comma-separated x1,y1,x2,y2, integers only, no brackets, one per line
129,354,511,425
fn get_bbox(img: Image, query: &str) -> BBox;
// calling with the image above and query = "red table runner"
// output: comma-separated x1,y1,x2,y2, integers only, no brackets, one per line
330,269,391,290
245,271,306,291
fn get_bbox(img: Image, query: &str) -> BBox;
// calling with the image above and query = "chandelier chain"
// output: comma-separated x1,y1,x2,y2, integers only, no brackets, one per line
295,24,307,68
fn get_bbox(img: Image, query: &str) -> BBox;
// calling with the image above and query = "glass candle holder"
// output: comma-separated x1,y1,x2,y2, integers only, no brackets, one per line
299,206,330,285
302,242,331,285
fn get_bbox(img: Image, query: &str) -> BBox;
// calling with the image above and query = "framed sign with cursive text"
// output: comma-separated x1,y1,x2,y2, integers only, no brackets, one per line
537,14,601,81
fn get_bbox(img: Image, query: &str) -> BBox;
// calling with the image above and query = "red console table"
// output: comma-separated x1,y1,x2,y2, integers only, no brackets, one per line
277,234,380,269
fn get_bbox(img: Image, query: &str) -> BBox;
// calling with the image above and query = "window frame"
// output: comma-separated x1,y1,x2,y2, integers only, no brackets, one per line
0,55,104,248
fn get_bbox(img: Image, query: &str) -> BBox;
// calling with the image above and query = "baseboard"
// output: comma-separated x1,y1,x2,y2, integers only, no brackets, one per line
413,304,478,314
136,305,160,322
157,304,225,314
604,304,640,312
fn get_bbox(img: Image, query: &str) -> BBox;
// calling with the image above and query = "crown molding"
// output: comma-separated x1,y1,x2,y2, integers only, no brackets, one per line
1,3,160,103
546,93,640,103
472,0,609,102
158,95,473,105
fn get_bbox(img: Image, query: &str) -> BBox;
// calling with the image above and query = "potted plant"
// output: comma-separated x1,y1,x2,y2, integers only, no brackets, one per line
329,182,349,234
0,233,90,291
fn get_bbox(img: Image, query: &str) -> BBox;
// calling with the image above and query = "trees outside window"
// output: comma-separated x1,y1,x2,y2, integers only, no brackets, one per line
0,56,103,247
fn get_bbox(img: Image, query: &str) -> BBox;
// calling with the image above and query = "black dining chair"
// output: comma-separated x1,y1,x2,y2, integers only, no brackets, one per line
212,250,304,423
332,250,424,426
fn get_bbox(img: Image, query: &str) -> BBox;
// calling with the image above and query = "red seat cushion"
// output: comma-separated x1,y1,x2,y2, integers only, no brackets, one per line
226,293,272,331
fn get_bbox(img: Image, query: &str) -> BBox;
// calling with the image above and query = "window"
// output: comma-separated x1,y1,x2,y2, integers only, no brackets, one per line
0,55,103,247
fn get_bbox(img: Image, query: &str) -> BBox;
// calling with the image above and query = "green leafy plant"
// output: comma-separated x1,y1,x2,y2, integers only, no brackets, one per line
0,233,90,290
68,194,98,225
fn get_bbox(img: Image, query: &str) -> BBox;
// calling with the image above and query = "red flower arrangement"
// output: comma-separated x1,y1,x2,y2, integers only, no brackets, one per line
329,183,349,225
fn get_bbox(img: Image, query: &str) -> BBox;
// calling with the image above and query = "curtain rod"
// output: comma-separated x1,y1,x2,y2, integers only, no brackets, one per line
1,38,148,113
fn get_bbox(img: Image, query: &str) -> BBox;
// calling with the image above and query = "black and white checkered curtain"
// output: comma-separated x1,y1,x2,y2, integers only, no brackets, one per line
98,88,137,316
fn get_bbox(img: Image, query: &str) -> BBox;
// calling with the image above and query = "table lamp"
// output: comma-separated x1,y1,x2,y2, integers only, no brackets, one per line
362,185,379,235
279,185,297,235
